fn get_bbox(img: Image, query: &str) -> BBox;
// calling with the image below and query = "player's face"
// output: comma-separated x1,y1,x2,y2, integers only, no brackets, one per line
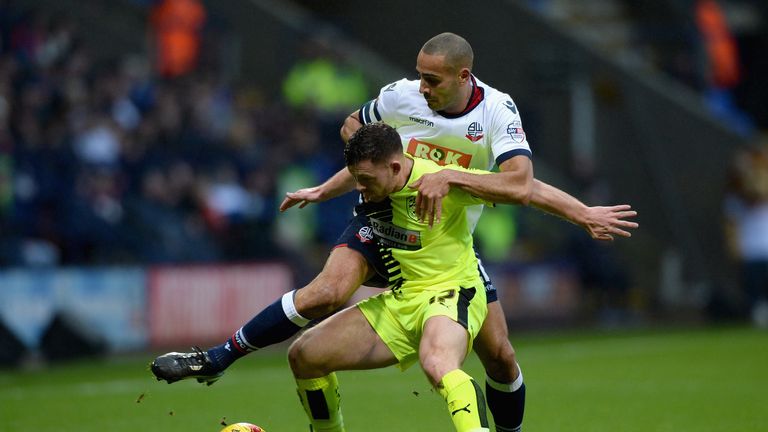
349,159,397,203
416,51,463,112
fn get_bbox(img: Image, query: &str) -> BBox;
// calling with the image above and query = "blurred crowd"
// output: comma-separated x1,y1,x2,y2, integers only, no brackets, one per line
0,1,362,269
0,1,644,324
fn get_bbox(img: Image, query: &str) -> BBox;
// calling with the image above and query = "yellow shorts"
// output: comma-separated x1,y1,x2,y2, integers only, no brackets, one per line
357,283,487,371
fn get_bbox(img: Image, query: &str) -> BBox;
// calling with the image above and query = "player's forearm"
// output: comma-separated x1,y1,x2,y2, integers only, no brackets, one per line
528,179,589,226
446,169,533,205
318,167,358,200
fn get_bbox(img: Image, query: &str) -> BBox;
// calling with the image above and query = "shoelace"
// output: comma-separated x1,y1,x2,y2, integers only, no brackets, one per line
177,347,208,367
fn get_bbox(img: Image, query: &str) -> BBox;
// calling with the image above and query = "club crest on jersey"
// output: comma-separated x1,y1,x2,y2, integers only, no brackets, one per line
465,122,484,142
406,196,419,221
507,123,526,143
356,226,374,244
407,138,472,168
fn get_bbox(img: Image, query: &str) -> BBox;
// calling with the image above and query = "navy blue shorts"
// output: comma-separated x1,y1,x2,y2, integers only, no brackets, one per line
333,212,498,303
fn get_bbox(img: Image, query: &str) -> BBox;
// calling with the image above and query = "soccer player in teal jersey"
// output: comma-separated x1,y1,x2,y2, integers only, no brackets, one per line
290,123,495,432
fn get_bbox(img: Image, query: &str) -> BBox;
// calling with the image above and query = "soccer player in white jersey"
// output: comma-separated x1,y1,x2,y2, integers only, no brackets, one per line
354,52,533,233
151,32,638,432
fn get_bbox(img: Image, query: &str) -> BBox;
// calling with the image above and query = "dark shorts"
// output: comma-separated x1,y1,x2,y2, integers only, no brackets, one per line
333,211,498,303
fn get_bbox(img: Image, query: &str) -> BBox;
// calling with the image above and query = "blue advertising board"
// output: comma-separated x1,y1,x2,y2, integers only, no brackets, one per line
0,268,147,352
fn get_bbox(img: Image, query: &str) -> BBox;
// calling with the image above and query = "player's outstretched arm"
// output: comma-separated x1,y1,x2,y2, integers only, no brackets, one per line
279,167,357,212
529,179,638,241
281,109,364,212
409,155,534,226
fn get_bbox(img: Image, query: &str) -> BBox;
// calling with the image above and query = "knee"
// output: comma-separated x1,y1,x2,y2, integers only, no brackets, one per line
288,334,322,377
420,353,456,387
419,354,441,387
295,278,350,318
287,337,307,375
296,256,367,318
313,279,350,312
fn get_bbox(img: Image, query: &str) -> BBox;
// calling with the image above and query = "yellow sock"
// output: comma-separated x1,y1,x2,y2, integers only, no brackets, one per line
438,369,490,432
295,373,345,432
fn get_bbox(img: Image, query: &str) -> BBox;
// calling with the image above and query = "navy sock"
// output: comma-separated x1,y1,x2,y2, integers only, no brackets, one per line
207,291,310,370
486,372,525,432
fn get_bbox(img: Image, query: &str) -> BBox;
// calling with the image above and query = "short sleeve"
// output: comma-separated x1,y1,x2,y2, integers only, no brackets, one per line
488,98,532,166
359,79,407,125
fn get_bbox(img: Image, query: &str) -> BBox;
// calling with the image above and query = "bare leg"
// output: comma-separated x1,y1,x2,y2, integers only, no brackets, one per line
421,315,489,432
419,315,470,386
289,305,397,378
473,301,525,431
289,305,396,432
474,302,519,383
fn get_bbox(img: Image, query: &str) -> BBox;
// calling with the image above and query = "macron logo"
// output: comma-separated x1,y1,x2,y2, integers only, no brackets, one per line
409,116,434,127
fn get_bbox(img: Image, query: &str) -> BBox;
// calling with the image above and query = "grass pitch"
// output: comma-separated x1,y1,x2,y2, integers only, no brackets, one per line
0,326,765,431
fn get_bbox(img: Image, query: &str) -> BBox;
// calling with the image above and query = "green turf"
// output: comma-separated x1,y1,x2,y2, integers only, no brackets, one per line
0,326,765,431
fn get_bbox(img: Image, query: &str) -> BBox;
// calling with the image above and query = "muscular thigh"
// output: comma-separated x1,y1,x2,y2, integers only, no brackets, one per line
359,285,486,371
290,305,397,378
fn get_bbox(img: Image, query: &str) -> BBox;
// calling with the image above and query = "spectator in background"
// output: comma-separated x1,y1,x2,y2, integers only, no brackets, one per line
694,0,754,136
695,0,740,90
473,205,518,263
724,136,768,328
62,166,127,263
125,163,220,263
149,0,206,78
282,37,368,118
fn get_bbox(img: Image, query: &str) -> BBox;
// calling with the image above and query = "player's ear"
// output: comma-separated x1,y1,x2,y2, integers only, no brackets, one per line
390,159,402,176
458,67,470,83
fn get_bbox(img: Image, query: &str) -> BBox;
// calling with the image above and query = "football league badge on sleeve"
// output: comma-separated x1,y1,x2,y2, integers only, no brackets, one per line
507,122,526,143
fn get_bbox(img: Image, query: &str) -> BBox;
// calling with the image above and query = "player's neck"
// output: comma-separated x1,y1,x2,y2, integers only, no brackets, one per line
394,156,415,192
442,79,474,115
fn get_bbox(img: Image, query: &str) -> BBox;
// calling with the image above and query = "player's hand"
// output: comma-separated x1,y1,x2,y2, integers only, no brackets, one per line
582,204,638,241
279,186,325,212
409,171,451,228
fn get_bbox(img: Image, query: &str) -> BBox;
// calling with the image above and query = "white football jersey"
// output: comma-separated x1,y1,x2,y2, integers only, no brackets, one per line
359,75,532,230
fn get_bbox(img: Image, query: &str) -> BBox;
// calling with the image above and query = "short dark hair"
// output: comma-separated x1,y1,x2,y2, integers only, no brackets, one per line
421,32,474,71
344,123,402,167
